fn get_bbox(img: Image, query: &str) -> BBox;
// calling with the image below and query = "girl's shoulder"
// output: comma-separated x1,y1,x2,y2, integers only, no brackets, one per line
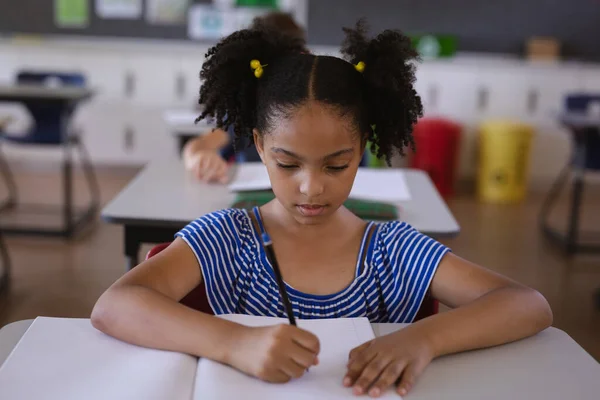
176,208,254,242
372,220,451,262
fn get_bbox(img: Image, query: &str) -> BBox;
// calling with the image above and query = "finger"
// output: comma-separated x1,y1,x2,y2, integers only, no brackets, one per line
349,341,371,361
396,363,420,397
291,328,320,355
343,350,378,388
289,343,319,369
203,159,225,182
268,369,292,384
213,161,229,183
367,360,408,398
204,166,222,183
351,356,393,396
218,164,230,183
278,358,308,380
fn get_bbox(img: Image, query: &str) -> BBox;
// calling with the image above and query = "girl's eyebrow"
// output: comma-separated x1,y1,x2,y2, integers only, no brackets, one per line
271,147,354,161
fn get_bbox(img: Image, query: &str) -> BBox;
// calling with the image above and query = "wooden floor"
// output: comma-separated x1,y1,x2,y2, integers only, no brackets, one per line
0,165,599,361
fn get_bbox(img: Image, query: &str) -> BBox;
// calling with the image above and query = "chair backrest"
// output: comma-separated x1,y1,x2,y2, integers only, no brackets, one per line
564,93,600,171
146,242,438,321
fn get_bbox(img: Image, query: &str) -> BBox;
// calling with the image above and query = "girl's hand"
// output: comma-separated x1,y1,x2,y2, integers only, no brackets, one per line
344,327,434,397
227,324,320,383
187,151,229,183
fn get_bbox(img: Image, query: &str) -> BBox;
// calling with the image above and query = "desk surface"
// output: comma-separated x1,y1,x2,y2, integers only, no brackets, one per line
163,109,215,135
1,319,598,399
101,157,460,237
0,84,94,102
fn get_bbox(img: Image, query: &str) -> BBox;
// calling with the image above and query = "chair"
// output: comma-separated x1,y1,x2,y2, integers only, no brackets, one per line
539,93,600,254
145,242,439,321
0,70,100,237
0,234,11,297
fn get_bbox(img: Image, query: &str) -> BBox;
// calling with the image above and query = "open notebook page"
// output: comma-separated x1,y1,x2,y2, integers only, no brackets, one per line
228,163,411,201
0,317,197,400
193,314,400,399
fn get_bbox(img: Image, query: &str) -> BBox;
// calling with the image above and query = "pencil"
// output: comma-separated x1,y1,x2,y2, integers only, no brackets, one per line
261,232,296,326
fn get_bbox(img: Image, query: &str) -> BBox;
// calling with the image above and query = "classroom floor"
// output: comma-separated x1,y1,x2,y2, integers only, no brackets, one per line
0,165,599,361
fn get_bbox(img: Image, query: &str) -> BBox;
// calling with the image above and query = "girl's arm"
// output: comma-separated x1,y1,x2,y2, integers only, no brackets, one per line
91,238,241,363
411,253,553,357
345,253,553,397
91,238,320,382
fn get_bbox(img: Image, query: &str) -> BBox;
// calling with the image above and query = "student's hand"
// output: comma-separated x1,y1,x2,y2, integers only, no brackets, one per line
344,326,434,397
228,324,320,383
186,151,229,183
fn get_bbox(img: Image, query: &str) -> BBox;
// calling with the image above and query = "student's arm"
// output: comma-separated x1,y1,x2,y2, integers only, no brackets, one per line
91,238,238,362
91,238,319,383
182,128,231,182
408,253,552,357
345,253,552,397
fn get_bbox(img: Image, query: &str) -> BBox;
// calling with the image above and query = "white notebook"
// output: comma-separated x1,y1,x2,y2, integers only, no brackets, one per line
228,163,411,202
0,315,400,399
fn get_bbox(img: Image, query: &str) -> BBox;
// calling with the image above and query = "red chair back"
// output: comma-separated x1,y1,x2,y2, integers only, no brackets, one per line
146,242,438,321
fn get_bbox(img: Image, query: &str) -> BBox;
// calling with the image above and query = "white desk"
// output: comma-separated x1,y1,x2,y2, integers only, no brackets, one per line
0,84,94,102
163,109,215,155
1,319,598,399
101,157,460,269
163,109,215,135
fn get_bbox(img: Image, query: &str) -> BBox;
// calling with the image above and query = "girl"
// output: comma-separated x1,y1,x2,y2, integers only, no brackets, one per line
92,21,553,398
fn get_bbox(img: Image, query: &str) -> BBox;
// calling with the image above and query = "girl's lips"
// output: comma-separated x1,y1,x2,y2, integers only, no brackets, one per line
297,204,326,216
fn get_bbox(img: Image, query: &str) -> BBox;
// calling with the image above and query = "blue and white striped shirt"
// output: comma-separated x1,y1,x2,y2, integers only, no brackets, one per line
176,207,450,323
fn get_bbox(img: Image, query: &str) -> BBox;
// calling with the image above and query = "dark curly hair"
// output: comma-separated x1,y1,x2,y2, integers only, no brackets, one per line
197,19,422,165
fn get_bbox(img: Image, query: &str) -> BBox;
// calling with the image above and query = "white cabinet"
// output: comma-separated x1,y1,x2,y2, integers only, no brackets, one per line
176,54,206,108
124,54,179,108
417,63,480,122
79,52,126,103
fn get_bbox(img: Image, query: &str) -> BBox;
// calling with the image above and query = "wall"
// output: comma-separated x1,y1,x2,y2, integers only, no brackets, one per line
1,37,600,187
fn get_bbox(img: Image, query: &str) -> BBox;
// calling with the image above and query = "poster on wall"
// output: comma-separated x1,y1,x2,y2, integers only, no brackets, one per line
190,0,308,40
147,0,190,25
95,0,142,19
188,4,234,40
54,0,89,28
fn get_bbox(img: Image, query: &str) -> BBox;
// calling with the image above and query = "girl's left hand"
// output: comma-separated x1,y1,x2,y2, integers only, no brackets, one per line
344,326,434,397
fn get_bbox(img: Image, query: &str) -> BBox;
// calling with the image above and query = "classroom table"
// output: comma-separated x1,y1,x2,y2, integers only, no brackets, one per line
101,157,461,270
1,319,599,399
163,109,215,154
0,84,94,103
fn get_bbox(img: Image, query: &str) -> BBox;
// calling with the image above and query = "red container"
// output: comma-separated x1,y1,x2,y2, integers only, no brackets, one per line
410,118,462,197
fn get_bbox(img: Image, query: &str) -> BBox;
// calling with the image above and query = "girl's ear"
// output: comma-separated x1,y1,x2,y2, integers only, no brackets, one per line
253,129,265,163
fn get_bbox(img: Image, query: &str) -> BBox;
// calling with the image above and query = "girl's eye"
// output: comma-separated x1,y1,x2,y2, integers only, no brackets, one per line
328,165,349,172
276,163,298,169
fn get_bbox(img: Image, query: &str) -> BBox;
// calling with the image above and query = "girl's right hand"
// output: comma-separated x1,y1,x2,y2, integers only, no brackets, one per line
227,324,320,383
186,151,229,183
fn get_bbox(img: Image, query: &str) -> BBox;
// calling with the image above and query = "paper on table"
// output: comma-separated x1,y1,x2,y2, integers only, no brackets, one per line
228,163,411,201
228,163,273,192
352,168,411,201
193,314,400,400
0,317,197,400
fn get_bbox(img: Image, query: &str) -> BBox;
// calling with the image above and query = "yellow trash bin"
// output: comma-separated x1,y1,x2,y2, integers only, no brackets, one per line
477,120,534,203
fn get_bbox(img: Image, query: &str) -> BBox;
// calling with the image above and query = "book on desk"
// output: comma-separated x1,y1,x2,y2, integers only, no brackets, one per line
0,314,399,400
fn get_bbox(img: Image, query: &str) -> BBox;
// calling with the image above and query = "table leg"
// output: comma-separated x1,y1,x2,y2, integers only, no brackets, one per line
124,225,140,271
566,133,587,254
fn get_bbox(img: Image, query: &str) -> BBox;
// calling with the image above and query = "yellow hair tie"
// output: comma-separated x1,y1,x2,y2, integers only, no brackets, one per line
354,61,366,73
250,59,268,78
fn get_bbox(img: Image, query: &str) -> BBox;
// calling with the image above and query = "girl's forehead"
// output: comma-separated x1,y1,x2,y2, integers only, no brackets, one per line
267,102,359,147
